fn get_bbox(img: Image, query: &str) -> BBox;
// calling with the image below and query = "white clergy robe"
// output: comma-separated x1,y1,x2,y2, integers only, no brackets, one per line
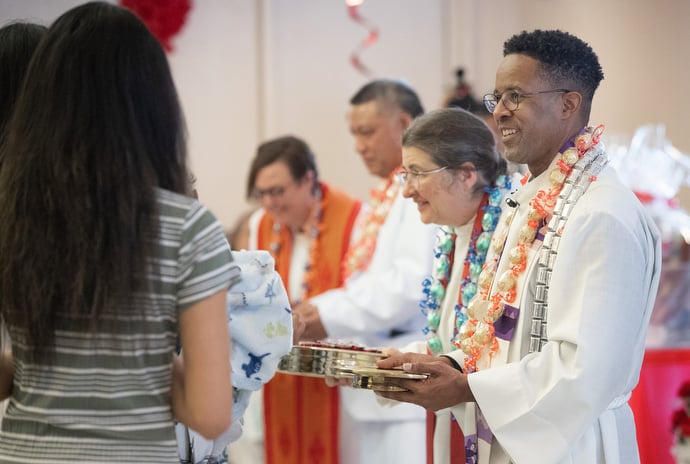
447,157,661,464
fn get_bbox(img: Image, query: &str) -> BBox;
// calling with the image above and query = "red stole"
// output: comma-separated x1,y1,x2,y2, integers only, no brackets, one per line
421,193,488,464
426,412,466,464
260,183,361,464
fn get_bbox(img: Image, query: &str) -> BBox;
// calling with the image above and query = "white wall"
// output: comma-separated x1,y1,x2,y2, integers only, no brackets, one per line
166,0,261,227
450,0,690,205
259,0,449,201
2,0,689,226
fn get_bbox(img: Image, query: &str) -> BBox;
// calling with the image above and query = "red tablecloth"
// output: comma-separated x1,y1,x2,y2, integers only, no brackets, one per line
630,348,690,464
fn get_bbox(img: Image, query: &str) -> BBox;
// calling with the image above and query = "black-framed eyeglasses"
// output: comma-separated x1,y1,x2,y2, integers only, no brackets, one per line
250,185,289,201
483,88,570,113
397,166,448,187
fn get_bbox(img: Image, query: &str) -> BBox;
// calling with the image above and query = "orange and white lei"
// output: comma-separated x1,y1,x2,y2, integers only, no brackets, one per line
342,171,400,281
458,125,605,372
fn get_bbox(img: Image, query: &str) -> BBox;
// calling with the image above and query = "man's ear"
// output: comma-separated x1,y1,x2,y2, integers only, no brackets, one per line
301,169,315,186
399,111,413,131
561,91,582,119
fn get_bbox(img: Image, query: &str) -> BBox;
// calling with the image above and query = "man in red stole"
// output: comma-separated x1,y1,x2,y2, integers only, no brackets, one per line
241,135,362,464
295,80,438,463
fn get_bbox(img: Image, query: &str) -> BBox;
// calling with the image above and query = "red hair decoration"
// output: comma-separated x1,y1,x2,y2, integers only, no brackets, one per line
119,0,192,52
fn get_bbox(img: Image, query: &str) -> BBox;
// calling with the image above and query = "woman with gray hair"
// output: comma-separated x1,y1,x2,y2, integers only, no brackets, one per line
376,107,512,463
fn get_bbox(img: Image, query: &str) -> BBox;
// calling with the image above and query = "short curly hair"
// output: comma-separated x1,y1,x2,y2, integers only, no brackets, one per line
504,30,604,108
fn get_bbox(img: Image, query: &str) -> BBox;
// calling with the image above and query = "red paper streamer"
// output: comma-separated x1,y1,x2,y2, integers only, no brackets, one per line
119,0,192,52
346,1,379,76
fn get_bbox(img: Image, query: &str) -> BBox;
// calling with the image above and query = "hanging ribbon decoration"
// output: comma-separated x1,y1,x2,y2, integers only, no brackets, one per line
346,0,379,76
119,0,192,52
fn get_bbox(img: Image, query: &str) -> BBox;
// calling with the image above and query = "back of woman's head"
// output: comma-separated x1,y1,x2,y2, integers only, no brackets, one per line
6,2,188,192
0,22,46,150
0,2,188,355
402,108,506,191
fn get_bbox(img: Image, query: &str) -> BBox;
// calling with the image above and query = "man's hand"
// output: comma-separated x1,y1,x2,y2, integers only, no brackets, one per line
376,351,434,369
291,310,305,344
292,301,327,341
375,351,475,411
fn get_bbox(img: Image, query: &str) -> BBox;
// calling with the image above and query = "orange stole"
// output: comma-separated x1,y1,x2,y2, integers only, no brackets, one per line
260,183,361,464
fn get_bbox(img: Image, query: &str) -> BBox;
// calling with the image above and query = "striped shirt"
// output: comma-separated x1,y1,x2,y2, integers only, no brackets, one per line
0,188,239,463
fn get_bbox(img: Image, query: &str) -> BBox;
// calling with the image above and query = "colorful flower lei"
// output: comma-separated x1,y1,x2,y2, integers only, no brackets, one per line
459,125,605,372
420,175,511,355
342,172,400,281
269,186,323,304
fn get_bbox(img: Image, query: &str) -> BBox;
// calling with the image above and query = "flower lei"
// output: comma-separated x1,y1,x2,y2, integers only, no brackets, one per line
342,172,400,280
459,125,605,372
420,175,511,355
268,186,323,304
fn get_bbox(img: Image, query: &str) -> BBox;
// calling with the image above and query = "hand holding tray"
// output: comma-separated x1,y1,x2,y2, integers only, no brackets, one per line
350,367,429,392
277,341,385,379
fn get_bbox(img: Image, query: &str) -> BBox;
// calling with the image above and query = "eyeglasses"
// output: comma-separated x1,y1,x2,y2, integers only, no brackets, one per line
397,165,448,188
483,88,570,114
250,185,289,201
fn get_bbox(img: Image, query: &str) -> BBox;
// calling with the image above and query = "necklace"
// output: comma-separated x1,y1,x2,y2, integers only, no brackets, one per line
342,171,400,280
268,185,323,304
458,125,605,372
420,176,511,355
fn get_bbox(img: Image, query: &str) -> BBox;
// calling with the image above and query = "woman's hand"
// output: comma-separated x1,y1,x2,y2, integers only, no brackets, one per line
291,310,306,344
292,301,327,341
0,350,14,401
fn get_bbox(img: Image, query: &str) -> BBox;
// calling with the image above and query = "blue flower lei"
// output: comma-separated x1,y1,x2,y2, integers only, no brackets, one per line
420,175,511,354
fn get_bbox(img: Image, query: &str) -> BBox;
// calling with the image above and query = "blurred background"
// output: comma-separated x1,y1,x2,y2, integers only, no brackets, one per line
2,0,688,228
2,2,690,462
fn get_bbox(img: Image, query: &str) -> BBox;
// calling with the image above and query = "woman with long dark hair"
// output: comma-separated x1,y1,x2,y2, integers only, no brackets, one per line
0,21,46,151
0,3,237,462
0,18,47,426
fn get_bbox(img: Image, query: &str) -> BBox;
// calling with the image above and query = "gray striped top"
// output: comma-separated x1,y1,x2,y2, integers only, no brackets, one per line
0,188,239,463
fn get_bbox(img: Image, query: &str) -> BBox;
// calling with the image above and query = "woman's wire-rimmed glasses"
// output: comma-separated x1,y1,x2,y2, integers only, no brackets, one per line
483,88,570,113
397,165,449,188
